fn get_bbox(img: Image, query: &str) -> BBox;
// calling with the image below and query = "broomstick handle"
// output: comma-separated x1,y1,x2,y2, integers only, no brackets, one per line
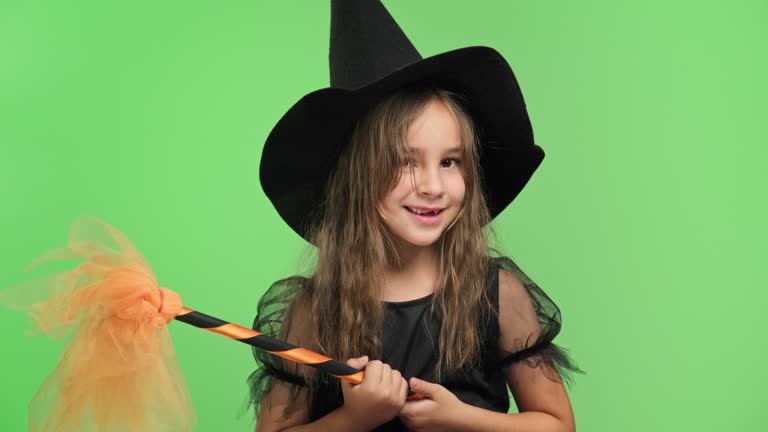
174,307,423,400
174,307,365,384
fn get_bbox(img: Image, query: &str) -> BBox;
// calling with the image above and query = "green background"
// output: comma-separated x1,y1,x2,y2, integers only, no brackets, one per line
1,0,766,430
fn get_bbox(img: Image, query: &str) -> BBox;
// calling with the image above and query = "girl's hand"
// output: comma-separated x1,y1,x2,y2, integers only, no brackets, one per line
398,377,465,431
339,356,409,431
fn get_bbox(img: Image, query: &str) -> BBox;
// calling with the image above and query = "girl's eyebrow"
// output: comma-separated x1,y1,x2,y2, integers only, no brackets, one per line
406,146,463,155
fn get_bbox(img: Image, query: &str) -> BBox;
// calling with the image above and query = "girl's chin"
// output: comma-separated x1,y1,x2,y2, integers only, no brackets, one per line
405,240,438,248
392,232,444,250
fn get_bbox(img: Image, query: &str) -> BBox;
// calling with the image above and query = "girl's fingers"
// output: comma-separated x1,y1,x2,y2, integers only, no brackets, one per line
342,356,369,391
391,369,402,388
364,360,383,384
345,355,369,370
381,362,392,385
392,370,407,400
400,377,409,400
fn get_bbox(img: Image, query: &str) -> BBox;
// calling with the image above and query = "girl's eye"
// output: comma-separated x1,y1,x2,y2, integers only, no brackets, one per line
441,158,461,168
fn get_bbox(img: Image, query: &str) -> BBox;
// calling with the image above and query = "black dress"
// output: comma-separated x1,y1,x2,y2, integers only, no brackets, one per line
248,256,583,431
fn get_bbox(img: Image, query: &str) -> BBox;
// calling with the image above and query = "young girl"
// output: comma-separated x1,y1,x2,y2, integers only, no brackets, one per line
250,2,583,431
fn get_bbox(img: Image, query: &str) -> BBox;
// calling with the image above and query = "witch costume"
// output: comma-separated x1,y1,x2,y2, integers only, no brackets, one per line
250,1,583,431
0,1,581,431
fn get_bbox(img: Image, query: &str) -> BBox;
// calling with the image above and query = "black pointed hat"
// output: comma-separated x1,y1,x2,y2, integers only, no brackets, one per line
260,0,544,242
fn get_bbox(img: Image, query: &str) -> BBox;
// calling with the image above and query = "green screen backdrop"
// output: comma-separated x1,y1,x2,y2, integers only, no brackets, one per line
1,1,766,431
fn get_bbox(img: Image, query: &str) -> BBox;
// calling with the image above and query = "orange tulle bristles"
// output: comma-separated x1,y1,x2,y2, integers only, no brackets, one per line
0,216,194,432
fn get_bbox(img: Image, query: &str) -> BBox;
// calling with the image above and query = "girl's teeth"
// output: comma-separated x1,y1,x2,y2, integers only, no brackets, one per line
409,207,439,215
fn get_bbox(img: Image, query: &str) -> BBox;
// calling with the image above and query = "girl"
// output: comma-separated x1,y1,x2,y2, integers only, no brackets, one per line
250,1,583,431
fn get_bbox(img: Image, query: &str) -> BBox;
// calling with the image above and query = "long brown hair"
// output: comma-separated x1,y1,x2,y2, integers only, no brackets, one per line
294,86,493,385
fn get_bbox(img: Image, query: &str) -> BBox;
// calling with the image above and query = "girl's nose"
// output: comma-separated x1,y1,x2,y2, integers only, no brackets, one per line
415,166,444,197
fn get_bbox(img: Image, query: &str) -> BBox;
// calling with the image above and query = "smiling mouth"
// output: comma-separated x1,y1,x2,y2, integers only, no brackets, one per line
404,207,444,216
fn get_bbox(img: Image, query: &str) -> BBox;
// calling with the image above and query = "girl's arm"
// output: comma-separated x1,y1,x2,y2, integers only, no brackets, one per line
255,383,365,432
399,371,573,432
253,288,409,431
442,362,575,431
257,357,408,432
399,267,578,432
400,366,575,432
494,267,576,431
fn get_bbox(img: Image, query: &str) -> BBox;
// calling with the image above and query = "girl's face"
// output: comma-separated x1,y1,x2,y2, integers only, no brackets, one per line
379,99,466,250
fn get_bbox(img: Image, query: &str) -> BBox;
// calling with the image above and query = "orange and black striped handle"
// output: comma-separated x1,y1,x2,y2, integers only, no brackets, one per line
175,306,365,384
174,307,423,399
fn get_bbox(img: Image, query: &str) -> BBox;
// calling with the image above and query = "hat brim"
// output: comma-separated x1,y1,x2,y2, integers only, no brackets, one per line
260,46,544,241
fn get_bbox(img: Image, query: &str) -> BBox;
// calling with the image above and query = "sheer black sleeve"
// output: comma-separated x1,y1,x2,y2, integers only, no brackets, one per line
247,276,311,418
492,256,585,388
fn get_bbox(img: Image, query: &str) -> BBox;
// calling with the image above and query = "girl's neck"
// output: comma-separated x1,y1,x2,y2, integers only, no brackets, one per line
382,241,440,302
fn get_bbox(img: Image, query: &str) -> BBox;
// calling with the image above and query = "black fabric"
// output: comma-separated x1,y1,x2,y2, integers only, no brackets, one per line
330,0,421,89
248,257,584,430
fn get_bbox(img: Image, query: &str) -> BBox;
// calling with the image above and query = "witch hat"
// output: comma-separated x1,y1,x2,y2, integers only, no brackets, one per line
260,0,544,242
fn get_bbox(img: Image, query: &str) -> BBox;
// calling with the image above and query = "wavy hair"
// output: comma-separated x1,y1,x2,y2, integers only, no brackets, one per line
295,86,493,387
